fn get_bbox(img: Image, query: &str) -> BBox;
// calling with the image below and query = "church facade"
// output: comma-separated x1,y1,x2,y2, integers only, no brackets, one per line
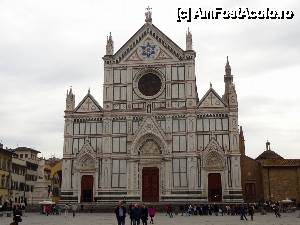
61,12,243,204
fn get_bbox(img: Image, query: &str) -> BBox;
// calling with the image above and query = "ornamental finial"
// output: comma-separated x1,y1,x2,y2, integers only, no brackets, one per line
225,56,231,76
145,6,152,23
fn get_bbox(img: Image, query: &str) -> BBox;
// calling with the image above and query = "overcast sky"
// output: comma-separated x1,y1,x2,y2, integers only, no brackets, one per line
0,0,299,159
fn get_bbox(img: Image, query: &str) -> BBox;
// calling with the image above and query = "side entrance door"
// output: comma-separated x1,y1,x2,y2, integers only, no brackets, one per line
81,175,93,202
208,173,222,202
142,167,159,202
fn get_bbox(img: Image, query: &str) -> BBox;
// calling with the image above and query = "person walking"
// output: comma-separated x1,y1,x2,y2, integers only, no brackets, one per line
248,205,254,221
273,205,281,218
141,204,148,225
132,203,142,225
129,204,134,225
167,204,173,218
240,205,248,221
11,205,22,225
64,204,69,217
148,206,156,224
115,201,127,225
71,204,77,217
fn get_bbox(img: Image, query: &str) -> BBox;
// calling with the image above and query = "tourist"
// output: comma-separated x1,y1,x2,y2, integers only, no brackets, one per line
213,204,219,216
240,205,248,221
193,204,197,215
64,204,69,217
141,204,148,225
12,204,22,225
148,205,156,224
187,204,193,216
115,201,127,225
128,204,134,225
132,203,142,225
167,204,173,218
248,204,254,221
71,204,77,217
273,204,281,218
179,204,184,216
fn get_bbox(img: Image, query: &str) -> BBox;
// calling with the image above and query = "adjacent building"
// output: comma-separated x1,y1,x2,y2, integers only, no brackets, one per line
11,156,27,204
240,130,300,204
13,147,40,204
0,143,14,205
61,10,243,204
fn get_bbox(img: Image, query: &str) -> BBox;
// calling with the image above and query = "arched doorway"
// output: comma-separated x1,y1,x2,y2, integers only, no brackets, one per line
142,167,159,202
81,175,93,202
208,173,222,202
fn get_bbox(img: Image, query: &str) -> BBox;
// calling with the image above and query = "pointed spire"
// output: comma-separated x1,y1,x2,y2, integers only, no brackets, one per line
106,32,114,55
210,82,212,88
145,6,152,23
186,27,193,50
225,56,231,76
224,56,233,84
240,126,244,137
66,86,75,111
88,88,90,94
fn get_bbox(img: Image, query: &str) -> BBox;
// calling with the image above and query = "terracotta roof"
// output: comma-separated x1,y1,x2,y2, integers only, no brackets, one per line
260,159,300,167
256,150,283,160
0,148,16,156
14,146,41,153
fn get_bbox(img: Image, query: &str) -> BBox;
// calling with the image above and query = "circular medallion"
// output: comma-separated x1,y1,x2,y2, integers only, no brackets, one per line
138,39,159,60
138,73,162,96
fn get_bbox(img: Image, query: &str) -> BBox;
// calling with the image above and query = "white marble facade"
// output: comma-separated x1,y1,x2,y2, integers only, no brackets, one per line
61,13,243,203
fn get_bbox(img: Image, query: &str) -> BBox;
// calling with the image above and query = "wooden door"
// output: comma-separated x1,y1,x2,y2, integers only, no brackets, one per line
208,173,222,202
245,183,256,202
142,167,159,202
81,175,93,202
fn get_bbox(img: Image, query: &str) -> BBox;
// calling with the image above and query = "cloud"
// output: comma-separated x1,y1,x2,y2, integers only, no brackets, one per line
0,0,299,159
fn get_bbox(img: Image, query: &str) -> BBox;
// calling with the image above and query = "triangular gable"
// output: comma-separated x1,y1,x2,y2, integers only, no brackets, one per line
122,36,177,63
77,140,96,159
198,88,227,108
74,92,103,113
130,116,168,155
113,23,186,64
77,140,96,171
203,137,224,153
203,137,225,170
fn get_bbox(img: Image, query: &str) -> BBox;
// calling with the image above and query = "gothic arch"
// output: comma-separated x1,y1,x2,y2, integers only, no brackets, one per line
132,133,167,156
204,151,224,171
76,140,96,171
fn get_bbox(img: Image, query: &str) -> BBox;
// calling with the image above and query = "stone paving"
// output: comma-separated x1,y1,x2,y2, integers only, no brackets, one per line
0,212,300,225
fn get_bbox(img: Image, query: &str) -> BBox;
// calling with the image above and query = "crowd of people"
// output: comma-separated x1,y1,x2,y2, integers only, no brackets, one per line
114,201,287,225
115,201,156,225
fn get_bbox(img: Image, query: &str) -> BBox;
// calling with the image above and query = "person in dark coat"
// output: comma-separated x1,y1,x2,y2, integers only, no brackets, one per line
115,201,127,225
141,204,148,225
240,205,248,221
248,205,254,221
128,204,134,225
132,203,142,225
12,205,22,225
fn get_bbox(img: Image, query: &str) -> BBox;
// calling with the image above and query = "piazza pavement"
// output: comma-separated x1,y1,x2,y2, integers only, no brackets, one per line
0,212,300,225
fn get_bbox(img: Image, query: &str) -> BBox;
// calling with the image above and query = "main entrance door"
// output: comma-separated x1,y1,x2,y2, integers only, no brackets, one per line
81,175,93,202
142,167,159,202
208,173,222,202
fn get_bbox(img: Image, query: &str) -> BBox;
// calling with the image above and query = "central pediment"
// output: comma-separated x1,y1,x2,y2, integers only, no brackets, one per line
107,23,192,64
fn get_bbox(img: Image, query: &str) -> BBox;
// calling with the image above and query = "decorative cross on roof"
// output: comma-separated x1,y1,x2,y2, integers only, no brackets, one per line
145,6,152,23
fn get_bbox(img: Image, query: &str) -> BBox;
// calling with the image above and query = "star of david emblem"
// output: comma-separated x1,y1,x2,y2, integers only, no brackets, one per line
140,42,156,58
